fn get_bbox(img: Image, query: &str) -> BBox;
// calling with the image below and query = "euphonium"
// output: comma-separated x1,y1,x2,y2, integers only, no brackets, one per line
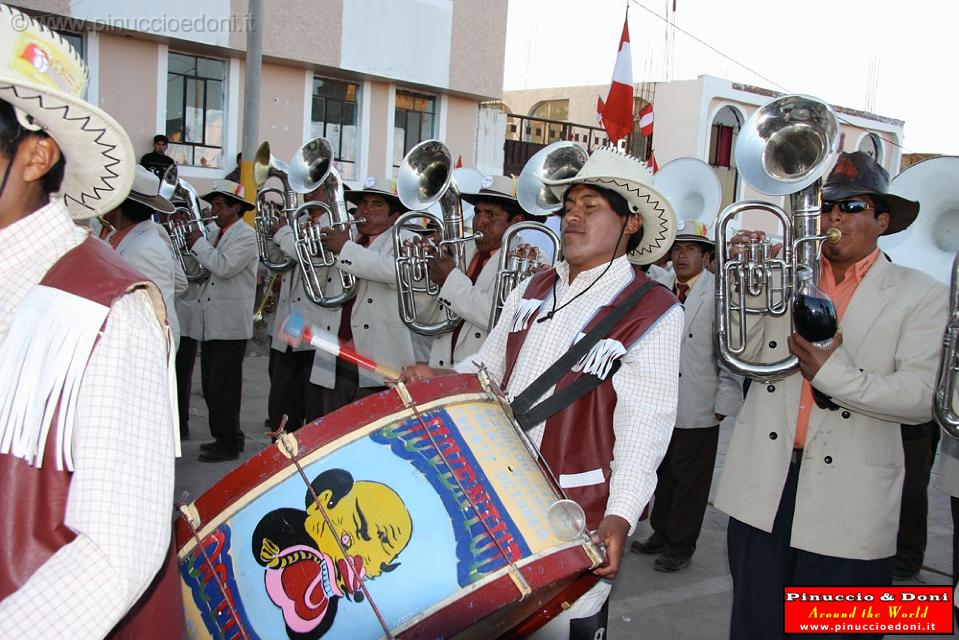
253,141,296,272
935,253,959,437
714,94,843,381
291,143,362,309
487,223,560,331
393,140,483,335
167,178,212,282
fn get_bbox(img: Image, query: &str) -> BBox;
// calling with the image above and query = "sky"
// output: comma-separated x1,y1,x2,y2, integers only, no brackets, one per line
503,0,956,155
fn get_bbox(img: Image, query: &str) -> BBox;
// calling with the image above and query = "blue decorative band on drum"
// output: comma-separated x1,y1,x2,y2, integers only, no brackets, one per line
371,408,532,587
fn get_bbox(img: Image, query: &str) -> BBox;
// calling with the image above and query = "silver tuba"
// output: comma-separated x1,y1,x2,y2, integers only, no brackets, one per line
935,254,959,437
288,138,362,309
167,177,213,282
252,141,297,272
516,141,589,217
487,221,561,331
714,94,843,381
393,140,482,335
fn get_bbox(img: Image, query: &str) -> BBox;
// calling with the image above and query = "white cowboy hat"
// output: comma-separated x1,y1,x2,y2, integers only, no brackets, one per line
542,146,677,265
125,165,175,214
343,176,403,210
460,174,547,222
0,5,135,219
199,179,255,211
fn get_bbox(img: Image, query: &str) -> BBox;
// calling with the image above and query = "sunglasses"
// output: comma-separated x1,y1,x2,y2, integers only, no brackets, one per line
821,199,873,215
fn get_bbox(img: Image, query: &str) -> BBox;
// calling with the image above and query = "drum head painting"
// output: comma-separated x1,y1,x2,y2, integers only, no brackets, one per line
175,375,598,639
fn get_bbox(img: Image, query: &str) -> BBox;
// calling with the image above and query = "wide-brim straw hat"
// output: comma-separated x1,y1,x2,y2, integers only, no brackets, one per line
125,165,175,214
543,146,677,265
343,176,403,210
0,5,136,219
200,179,254,211
672,219,714,248
460,174,546,222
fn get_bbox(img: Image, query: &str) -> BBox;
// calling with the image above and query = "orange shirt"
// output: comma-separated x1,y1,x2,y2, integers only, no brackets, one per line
793,247,881,448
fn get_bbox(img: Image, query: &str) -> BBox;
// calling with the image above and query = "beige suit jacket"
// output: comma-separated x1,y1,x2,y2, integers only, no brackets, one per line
714,256,948,559
188,220,258,341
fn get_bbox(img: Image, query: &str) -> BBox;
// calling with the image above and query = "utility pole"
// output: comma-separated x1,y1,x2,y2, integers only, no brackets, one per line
240,0,262,224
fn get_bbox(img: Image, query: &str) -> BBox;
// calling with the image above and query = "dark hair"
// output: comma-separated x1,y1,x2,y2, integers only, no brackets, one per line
386,197,404,216
120,198,156,223
577,184,645,253
0,100,67,194
153,134,169,144
870,194,889,217
305,468,354,510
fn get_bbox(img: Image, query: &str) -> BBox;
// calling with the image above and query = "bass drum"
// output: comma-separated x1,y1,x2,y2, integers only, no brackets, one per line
174,374,602,639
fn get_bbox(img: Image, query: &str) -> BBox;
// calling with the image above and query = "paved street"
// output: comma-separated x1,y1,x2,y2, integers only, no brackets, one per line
175,342,957,639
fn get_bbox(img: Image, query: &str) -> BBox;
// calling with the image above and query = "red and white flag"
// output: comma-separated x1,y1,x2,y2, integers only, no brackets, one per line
649,150,660,173
596,10,634,144
638,103,654,137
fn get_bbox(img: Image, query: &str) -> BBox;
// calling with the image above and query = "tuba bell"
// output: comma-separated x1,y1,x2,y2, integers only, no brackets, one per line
516,141,589,217
714,94,843,381
393,140,483,335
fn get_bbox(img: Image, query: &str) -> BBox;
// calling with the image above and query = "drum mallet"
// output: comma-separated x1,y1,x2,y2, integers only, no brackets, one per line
281,312,401,382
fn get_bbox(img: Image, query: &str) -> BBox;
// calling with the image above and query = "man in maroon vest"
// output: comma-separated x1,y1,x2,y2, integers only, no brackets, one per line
0,7,182,637
407,146,683,638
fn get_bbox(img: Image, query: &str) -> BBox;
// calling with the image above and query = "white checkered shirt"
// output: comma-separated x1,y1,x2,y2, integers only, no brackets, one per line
0,200,176,639
458,255,682,532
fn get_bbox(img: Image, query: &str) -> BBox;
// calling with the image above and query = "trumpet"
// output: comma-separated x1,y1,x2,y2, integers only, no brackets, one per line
254,271,282,325
935,253,959,437
714,94,842,381
394,140,482,335
488,222,560,331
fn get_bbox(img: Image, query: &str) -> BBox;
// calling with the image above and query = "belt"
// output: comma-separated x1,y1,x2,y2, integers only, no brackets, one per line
791,448,804,465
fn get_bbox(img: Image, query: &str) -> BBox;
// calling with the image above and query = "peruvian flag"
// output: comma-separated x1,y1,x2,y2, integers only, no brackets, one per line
638,103,654,137
596,10,634,144
649,150,660,173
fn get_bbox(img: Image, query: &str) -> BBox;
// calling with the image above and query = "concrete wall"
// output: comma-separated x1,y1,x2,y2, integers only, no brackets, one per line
97,34,161,159
444,96,479,172
365,81,392,178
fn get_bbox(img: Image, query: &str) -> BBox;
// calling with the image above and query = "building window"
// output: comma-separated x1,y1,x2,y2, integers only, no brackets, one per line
57,31,84,60
311,77,360,181
858,133,883,164
394,90,436,170
529,99,569,122
165,52,226,168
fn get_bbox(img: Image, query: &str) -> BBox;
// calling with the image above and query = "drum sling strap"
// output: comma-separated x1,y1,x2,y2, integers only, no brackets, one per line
510,281,659,431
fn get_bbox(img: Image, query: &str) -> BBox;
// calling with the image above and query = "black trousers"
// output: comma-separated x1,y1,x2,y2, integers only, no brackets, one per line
309,359,386,418
727,458,893,640
267,348,317,432
175,336,198,437
649,425,719,558
200,339,247,452
894,420,940,573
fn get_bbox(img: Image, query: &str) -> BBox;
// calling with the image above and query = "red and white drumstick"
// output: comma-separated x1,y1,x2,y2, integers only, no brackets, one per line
281,312,401,382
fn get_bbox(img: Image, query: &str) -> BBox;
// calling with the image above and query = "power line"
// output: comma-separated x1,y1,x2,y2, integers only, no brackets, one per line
627,0,914,154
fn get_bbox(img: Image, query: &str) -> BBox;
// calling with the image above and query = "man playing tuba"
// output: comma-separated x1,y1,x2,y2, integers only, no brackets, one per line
426,175,544,368
715,152,949,638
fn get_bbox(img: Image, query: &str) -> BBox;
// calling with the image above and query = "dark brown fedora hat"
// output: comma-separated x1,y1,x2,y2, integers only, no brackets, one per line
822,151,919,235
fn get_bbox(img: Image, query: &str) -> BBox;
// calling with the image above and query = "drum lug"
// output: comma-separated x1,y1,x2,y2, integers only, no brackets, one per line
178,502,202,530
585,541,606,569
392,379,414,407
507,565,533,599
274,432,300,459
476,365,498,401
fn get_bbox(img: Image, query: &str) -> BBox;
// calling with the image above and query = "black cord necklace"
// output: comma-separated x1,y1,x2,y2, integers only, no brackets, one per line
536,220,628,324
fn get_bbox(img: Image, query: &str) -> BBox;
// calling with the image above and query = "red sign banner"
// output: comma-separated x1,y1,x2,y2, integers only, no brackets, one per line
784,586,954,635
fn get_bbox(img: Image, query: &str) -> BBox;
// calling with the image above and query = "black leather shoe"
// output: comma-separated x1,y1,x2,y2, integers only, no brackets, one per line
892,566,919,581
199,441,220,452
654,554,691,572
630,535,665,555
198,447,239,462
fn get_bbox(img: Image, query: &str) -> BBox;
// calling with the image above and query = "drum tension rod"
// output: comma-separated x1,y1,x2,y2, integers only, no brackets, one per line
272,417,397,640
177,493,252,640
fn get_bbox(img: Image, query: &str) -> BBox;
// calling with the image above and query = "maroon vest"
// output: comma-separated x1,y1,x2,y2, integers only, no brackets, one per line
0,237,184,638
503,266,677,529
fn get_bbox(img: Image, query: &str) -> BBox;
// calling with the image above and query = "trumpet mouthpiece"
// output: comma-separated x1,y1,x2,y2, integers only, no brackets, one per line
825,227,842,243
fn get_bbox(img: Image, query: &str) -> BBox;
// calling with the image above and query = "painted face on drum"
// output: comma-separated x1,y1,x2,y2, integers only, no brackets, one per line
306,480,413,584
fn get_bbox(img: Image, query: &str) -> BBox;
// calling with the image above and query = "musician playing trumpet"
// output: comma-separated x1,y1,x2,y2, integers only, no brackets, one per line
714,152,948,638
424,175,544,368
